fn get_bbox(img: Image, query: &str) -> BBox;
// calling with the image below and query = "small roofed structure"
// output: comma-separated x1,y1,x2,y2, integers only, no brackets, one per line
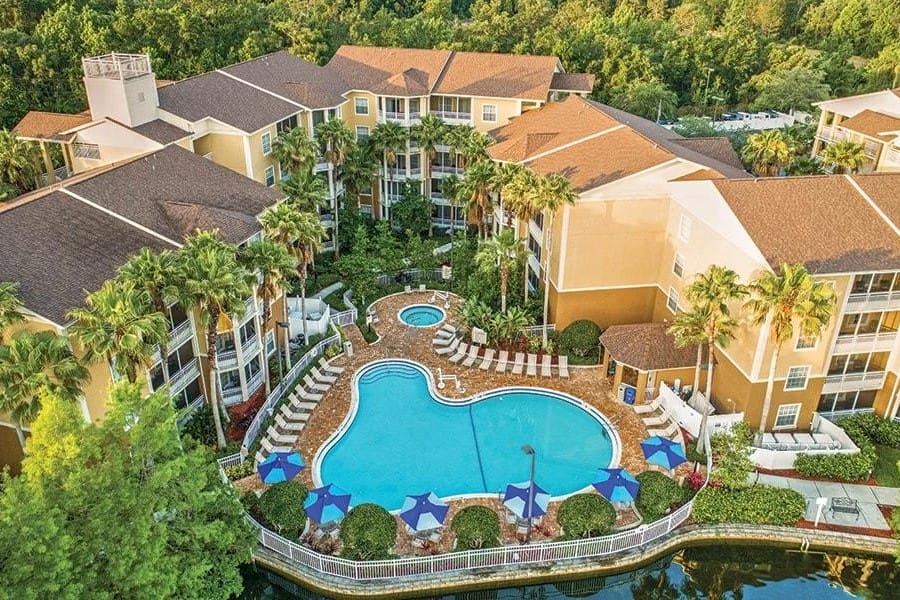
599,323,703,406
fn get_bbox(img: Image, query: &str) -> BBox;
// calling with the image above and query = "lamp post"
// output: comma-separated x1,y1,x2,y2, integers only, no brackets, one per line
522,444,536,543
276,321,289,386
703,67,714,108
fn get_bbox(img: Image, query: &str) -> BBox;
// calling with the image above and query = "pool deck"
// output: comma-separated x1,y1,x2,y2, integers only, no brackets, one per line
285,291,690,552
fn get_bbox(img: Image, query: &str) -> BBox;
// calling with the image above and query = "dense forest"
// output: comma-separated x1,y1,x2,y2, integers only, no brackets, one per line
1,0,898,128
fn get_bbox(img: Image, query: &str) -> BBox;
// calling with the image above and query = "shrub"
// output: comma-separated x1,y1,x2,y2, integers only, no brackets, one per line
224,462,254,481
339,503,397,560
239,490,259,514
557,494,616,538
710,422,754,490
451,506,501,549
794,445,877,481
180,404,216,447
840,413,900,448
258,482,308,539
692,485,805,525
635,471,689,521
558,319,601,358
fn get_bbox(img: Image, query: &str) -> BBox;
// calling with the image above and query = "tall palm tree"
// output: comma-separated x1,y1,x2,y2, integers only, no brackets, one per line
315,119,355,258
370,121,408,221
173,231,252,449
272,126,319,175
279,169,328,213
260,202,303,368
475,229,521,313
744,263,835,437
341,142,378,204
0,281,24,342
821,140,868,174
667,305,708,414
535,173,577,346
67,279,169,385
293,213,326,341
412,113,447,198
684,265,747,450
0,129,39,196
446,125,491,170
490,162,526,231
459,160,496,239
441,173,463,231
502,166,541,300
741,129,792,176
0,330,89,448
240,239,295,394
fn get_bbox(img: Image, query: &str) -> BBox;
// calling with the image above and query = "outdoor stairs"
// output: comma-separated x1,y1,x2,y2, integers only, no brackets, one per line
254,389,319,465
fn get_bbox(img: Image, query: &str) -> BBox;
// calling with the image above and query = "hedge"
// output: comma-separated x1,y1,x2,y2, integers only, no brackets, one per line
558,319,601,358
451,506,501,549
557,494,616,539
692,485,806,525
258,482,308,539
635,471,690,521
794,413,900,481
339,503,397,560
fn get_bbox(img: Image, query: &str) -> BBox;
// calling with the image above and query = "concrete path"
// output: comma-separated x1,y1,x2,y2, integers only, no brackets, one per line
311,281,344,300
752,472,899,530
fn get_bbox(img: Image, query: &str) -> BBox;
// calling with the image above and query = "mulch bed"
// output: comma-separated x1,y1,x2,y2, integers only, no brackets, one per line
225,388,267,441
754,467,877,486
795,517,895,538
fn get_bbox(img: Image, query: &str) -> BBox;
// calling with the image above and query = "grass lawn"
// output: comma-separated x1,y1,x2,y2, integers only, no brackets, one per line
873,445,900,487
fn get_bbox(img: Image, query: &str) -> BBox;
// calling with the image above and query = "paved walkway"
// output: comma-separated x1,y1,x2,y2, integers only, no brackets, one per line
311,281,344,300
752,472,900,530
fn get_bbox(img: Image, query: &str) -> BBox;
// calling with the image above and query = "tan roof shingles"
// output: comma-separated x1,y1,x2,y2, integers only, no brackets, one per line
550,72,595,93
327,46,451,95
673,138,745,170
838,110,900,142
849,172,900,231
222,50,348,109
713,175,900,273
432,52,560,100
600,323,701,372
12,111,92,142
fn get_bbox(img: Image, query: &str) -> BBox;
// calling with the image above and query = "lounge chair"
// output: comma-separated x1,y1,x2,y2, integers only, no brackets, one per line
254,451,266,465
419,284,426,292
433,333,456,346
774,433,797,448
462,345,480,367
495,350,509,373
296,388,323,403
436,337,461,355
642,411,670,427
540,354,552,377
435,330,455,342
633,397,661,414
647,421,680,440
267,426,298,446
558,355,569,378
812,433,840,449
303,374,330,393
288,398,317,411
318,357,345,375
511,352,525,375
261,437,292,456
275,413,305,432
280,405,310,422
405,285,412,293
449,342,469,363
311,366,337,384
437,324,457,337
526,353,538,377
479,348,495,370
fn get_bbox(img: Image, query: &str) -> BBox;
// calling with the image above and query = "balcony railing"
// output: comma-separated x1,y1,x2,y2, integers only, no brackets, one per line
429,191,444,201
39,166,70,187
169,358,200,393
217,349,238,369
822,371,886,394
846,290,900,312
73,143,101,160
882,146,900,168
432,164,462,175
241,297,256,323
222,386,244,404
314,156,329,172
433,111,472,122
246,371,265,395
240,336,260,360
833,330,898,353
151,319,194,365
82,53,151,80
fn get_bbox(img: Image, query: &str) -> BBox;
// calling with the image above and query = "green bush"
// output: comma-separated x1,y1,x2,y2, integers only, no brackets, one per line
339,503,397,560
224,462,254,481
840,413,900,448
557,493,616,538
180,404,216,447
239,490,259,514
258,482,308,539
692,485,806,525
451,506,501,549
795,446,877,481
558,320,601,358
635,471,689,521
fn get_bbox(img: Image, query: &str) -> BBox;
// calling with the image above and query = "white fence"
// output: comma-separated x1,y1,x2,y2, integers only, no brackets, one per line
749,413,860,470
657,383,744,439
330,309,358,327
522,324,556,336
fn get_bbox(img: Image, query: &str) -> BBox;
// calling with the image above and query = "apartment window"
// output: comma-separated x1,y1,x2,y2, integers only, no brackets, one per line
818,390,877,413
482,104,497,122
244,355,261,381
312,110,325,130
528,232,541,257
678,214,692,242
409,98,421,116
220,369,241,393
796,335,818,350
672,253,685,278
666,287,679,313
355,97,369,115
239,319,257,347
264,166,275,187
784,366,810,391
265,330,276,356
356,126,369,141
261,132,272,156
276,114,298,134
774,404,801,429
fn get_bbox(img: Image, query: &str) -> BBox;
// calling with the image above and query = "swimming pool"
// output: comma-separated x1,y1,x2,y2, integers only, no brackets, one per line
315,360,619,511
398,304,446,327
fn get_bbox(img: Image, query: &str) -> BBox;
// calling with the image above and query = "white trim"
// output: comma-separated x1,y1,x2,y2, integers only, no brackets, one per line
773,403,802,430
216,70,310,110
242,136,254,179
481,103,497,122
354,97,369,115
521,126,625,164
844,175,900,237
59,189,182,247
784,365,811,391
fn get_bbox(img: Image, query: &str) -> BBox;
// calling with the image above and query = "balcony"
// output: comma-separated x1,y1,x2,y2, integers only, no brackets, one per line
218,348,238,370
431,164,462,177
169,358,200,393
222,385,244,405
377,111,422,125
240,336,260,361
432,111,472,124
241,297,257,323
822,371,886,394
833,330,898,353
82,53,151,80
846,290,900,312
39,166,70,187
151,319,194,365
314,156,329,172
246,371,265,395
319,211,334,227
816,126,851,144
429,191,445,201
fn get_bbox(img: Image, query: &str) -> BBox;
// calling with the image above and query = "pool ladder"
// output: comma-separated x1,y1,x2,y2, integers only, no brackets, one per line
436,368,465,392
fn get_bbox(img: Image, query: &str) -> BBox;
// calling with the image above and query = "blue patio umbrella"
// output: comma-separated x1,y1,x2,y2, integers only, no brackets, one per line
399,492,449,532
503,481,550,519
640,435,687,471
256,451,305,485
592,467,640,504
304,484,352,525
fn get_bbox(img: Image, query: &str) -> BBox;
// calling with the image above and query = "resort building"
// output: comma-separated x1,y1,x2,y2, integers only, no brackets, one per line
811,88,900,173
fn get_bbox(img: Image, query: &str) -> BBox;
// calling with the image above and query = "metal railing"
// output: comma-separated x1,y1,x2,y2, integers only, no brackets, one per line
246,371,265,395
39,166,70,186
240,336,260,360
73,143,101,160
169,358,200,392
847,290,900,310
433,111,472,121
82,53,151,80
330,309,358,327
822,370,886,393
833,330,897,352
218,349,238,369
522,324,556,336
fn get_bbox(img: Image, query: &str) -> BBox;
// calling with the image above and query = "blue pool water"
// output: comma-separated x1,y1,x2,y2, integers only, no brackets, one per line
318,361,617,510
398,304,445,327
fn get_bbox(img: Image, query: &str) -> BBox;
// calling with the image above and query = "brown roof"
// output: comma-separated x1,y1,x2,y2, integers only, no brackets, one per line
672,168,726,182
550,72,595,93
11,111,92,142
327,46,451,96
600,323,701,372
839,110,900,141
132,119,191,145
673,138,745,170
849,172,900,231
713,175,900,273
432,52,560,100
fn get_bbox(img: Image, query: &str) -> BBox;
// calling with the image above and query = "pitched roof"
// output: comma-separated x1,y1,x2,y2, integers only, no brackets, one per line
131,119,191,145
838,109,900,142
599,323,701,372
0,191,173,324
327,46,451,96
672,138,745,170
158,71,299,132
220,50,348,109
550,72,595,93
432,51,560,100
849,172,900,232
11,111,92,142
712,175,900,273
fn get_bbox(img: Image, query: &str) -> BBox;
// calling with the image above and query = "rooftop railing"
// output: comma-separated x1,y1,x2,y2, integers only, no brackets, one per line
82,53,151,80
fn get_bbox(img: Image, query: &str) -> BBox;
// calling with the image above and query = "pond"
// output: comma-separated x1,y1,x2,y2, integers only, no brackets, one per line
240,544,900,599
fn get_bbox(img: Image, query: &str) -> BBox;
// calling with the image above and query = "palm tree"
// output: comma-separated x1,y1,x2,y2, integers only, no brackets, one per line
315,119,355,258
535,173,577,346
412,113,447,198
821,140,868,174
293,212,326,341
272,126,319,175
173,231,252,449
370,121,408,221
744,263,835,437
0,330,89,448
459,160,496,239
475,229,521,313
490,162,525,231
67,279,169,385
667,305,708,417
441,173,463,231
502,166,541,300
0,129,39,196
786,155,825,175
741,129,792,176
0,281,24,342
240,239,295,393
447,125,491,170
341,142,378,204
279,169,328,213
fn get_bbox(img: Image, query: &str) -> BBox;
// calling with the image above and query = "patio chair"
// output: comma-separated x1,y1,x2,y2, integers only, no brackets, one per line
318,357,345,375
511,352,525,375
761,433,779,449
480,348,495,370
405,285,412,293
495,350,509,373
303,374,330,393
260,437,292,456
275,413,305,432
526,353,538,377
633,397,661,414
647,421,680,440
558,355,570,378
435,337,461,356
540,354,552,377
419,284,427,292
462,345,480,367
311,366,337,385
435,329,455,342
288,397,317,411
642,409,671,428
266,426,298,446
438,324,457,336
433,333,455,347
254,451,266,465
449,342,469,363
296,388,323,402
280,405,310,422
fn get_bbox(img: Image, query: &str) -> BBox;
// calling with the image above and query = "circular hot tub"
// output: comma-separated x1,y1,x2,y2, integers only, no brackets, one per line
398,304,446,328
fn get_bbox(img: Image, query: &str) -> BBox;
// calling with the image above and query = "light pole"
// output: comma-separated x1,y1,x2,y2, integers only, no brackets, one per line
522,444,536,543
703,67,714,108
276,321,289,386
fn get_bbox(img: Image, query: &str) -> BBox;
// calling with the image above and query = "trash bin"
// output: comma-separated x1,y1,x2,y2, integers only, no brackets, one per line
343,340,353,357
